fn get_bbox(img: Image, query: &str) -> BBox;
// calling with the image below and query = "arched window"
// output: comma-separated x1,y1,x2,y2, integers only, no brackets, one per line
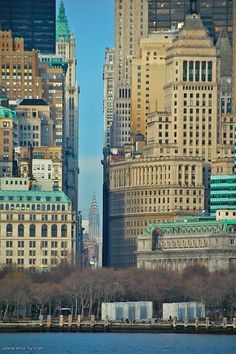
6,224,13,237
30,224,36,237
18,224,24,237
42,204,46,211
0,204,4,210
62,205,65,211
51,224,57,237
41,224,48,237
47,204,50,211
37,204,40,211
5,204,9,210
61,224,67,237
57,205,60,211
26,204,30,209
52,204,55,211
32,204,35,210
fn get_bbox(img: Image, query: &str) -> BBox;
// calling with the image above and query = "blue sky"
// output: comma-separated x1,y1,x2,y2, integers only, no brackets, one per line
57,0,114,218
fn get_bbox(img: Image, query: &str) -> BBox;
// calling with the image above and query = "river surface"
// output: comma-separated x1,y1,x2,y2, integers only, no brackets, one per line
0,333,236,354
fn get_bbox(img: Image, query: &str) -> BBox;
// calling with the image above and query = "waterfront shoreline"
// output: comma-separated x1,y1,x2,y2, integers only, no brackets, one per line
0,322,236,335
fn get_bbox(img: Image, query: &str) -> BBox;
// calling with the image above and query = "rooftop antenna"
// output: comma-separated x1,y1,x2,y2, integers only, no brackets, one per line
190,0,198,14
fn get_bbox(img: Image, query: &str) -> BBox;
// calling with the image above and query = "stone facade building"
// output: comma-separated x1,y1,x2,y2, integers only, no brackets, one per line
137,216,236,272
0,178,75,272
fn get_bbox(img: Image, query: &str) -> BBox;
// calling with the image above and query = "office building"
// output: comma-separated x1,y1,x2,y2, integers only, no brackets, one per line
104,13,220,268
56,1,79,214
18,146,63,191
111,0,148,147
0,0,56,53
0,31,42,100
0,101,17,177
131,30,177,136
89,195,100,242
0,178,75,272
103,48,115,148
17,99,54,148
210,175,236,216
38,54,67,148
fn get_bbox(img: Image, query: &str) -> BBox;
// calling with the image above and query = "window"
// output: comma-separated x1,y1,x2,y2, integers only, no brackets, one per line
30,224,36,237
189,61,193,81
195,61,200,81
6,224,13,237
201,61,206,81
51,224,57,237
41,224,48,237
61,225,67,237
18,224,24,237
183,61,187,81
208,61,212,82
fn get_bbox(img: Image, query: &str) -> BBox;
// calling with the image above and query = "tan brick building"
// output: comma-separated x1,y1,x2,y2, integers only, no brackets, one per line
0,31,42,100
131,31,177,137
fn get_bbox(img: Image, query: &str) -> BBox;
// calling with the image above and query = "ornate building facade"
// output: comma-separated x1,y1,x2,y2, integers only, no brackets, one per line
0,178,75,272
137,215,236,272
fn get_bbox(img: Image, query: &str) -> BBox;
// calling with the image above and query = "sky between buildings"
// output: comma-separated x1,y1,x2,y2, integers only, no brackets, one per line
57,0,114,218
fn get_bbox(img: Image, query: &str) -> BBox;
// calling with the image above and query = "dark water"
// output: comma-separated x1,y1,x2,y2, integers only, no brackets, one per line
0,333,236,354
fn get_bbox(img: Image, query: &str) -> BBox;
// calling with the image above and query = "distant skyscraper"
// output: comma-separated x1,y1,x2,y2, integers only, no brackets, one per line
89,195,100,242
0,0,56,53
56,1,79,214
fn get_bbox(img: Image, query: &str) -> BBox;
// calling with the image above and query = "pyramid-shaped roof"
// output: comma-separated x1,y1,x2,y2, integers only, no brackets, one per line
216,29,232,78
56,0,70,42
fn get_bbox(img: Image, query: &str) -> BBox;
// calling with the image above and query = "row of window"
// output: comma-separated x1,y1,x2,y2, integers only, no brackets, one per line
6,240,68,248
5,224,68,238
0,204,68,211
183,61,213,82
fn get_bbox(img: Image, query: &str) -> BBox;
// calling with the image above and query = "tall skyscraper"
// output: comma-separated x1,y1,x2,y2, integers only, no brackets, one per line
111,0,148,147
103,48,115,149
131,30,177,137
0,0,56,53
56,1,79,214
89,195,100,242
148,0,232,41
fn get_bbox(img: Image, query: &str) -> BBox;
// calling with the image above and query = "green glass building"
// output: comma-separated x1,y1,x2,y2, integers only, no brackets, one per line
210,175,236,216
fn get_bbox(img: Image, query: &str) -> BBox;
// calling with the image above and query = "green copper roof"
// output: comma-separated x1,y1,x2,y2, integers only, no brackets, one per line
0,105,17,119
56,0,70,42
144,217,236,235
0,190,71,204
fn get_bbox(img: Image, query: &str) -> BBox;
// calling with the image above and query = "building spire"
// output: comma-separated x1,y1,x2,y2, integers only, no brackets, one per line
56,0,70,42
